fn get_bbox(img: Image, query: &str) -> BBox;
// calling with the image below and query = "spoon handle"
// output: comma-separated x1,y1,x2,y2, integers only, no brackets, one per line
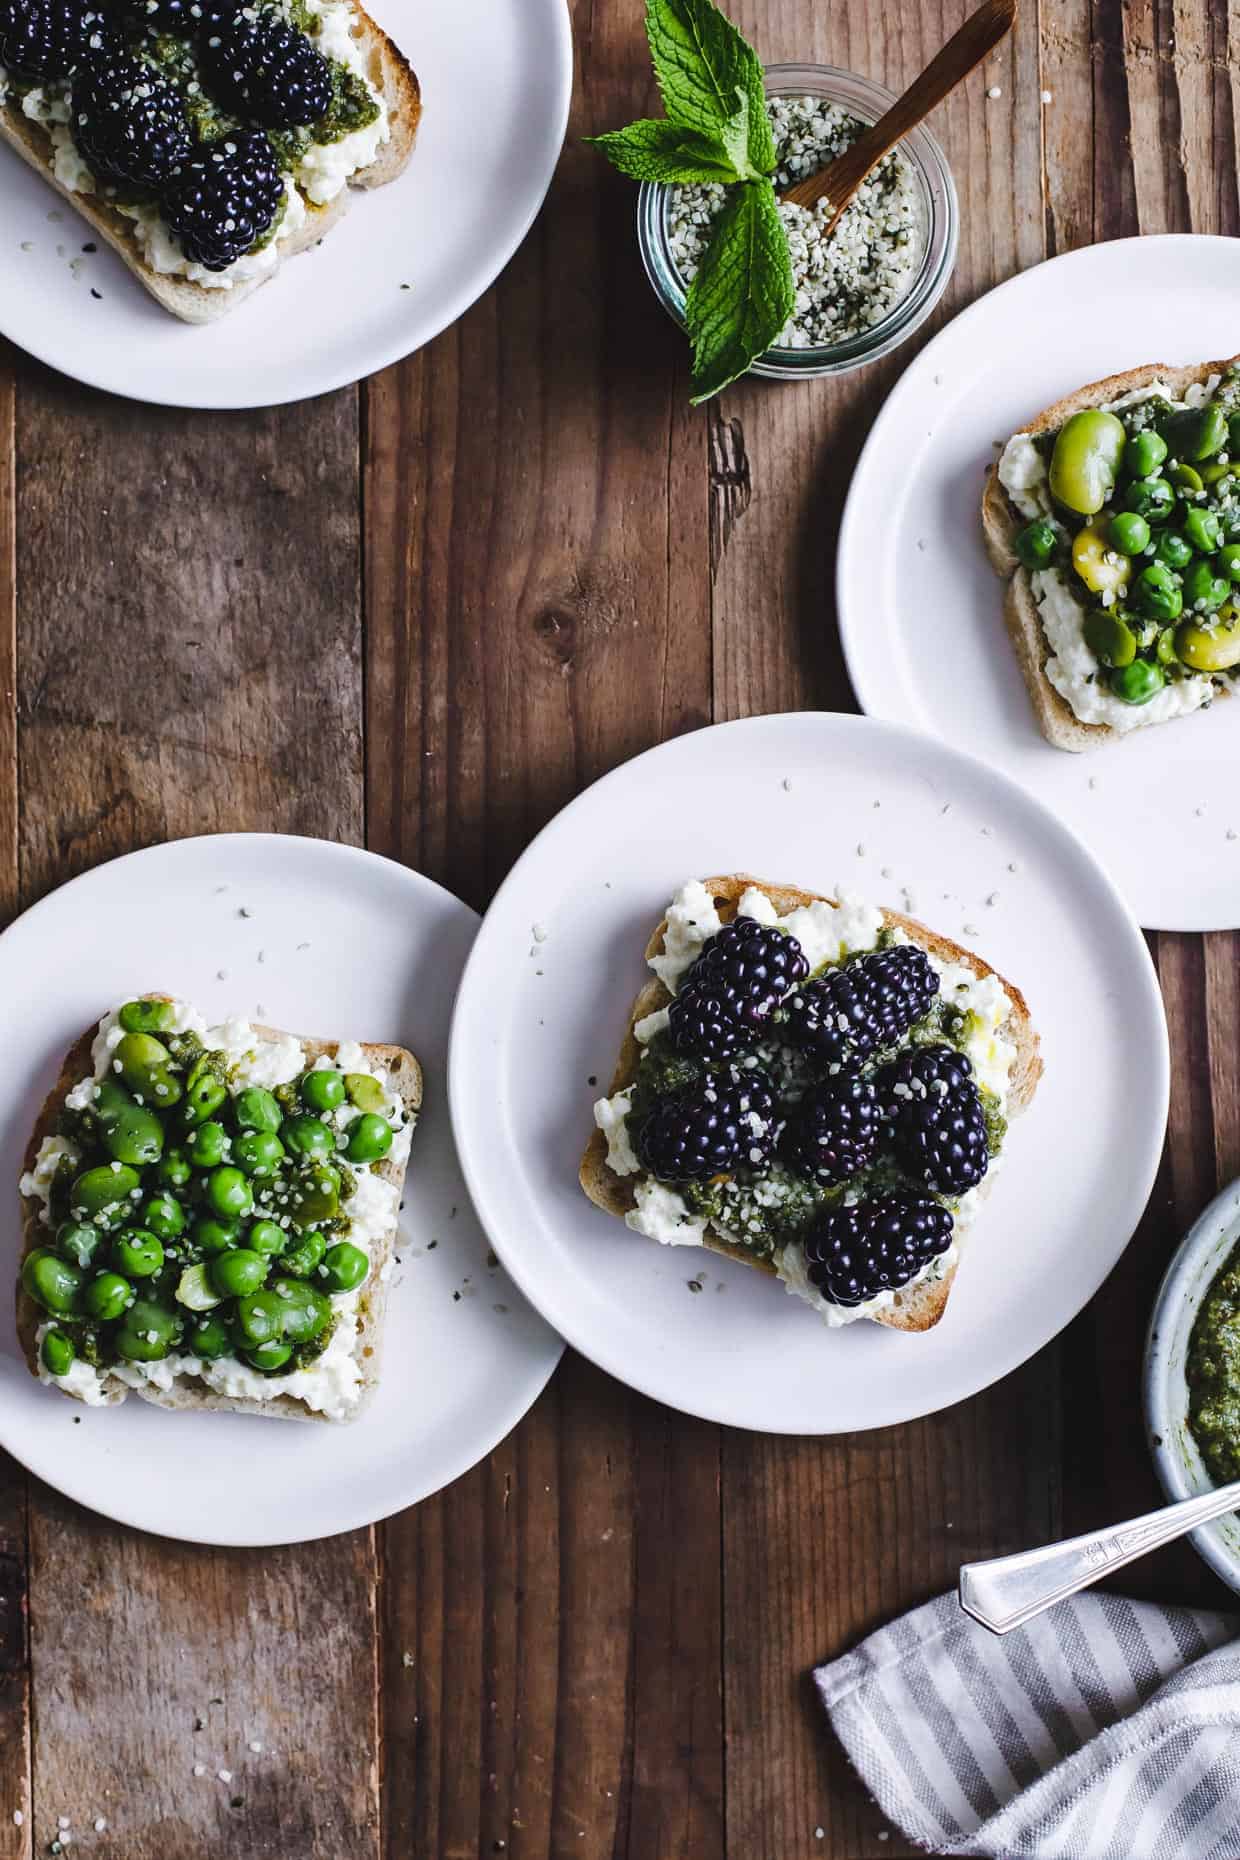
958,1482,1240,1635
783,0,1018,212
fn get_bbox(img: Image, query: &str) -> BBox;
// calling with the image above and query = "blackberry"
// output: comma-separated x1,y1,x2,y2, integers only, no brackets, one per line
71,56,193,188
633,1066,778,1183
783,944,939,1065
783,1074,881,1186
666,981,746,1062
159,130,283,271
200,6,332,129
677,915,808,1042
802,1192,954,1307
879,1044,989,1195
0,0,106,77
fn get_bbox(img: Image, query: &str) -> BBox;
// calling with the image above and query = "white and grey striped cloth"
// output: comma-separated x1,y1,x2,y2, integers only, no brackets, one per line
816,1591,1240,1857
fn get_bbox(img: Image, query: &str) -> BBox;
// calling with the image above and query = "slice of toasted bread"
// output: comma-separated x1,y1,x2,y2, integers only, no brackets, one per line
0,4,420,325
982,354,1240,752
16,996,421,1421
580,877,1042,1333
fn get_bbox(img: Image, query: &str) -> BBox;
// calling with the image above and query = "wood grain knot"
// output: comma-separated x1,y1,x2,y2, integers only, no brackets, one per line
532,606,578,668
709,412,752,577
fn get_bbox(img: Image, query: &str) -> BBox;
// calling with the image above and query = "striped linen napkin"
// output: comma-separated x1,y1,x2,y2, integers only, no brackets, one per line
815,1591,1240,1857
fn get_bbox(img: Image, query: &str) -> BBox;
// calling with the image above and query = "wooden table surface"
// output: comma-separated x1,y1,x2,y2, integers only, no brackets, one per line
1,0,1237,1855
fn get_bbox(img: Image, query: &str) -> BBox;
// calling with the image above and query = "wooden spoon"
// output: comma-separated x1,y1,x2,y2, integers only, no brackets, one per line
780,0,1018,226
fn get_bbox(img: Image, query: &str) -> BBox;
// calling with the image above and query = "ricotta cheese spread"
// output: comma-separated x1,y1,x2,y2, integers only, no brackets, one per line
594,882,1016,1326
23,999,412,1421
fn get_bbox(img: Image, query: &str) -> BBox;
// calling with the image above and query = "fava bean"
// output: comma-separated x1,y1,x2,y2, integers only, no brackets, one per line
55,1219,102,1270
290,1167,339,1227
118,998,176,1035
1049,409,1126,515
1176,609,1240,671
40,1328,75,1377
71,1164,140,1226
21,1248,84,1315
234,1086,282,1134
344,1073,386,1114
94,1077,165,1167
1162,402,1228,462
1185,507,1223,554
1083,609,1136,669
115,1031,182,1109
1071,521,1131,596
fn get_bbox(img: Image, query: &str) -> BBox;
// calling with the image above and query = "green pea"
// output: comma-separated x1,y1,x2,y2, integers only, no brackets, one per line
319,1241,369,1294
115,1297,183,1362
279,1231,326,1278
1125,430,1167,477
207,1166,253,1220
1048,409,1126,515
290,1166,340,1227
93,1077,165,1167
187,1121,227,1168
1134,563,1184,622
1200,461,1235,487
70,1164,140,1226
55,1220,102,1270
1155,529,1193,570
301,1068,346,1113
1183,558,1231,613
233,1289,286,1347
114,1032,182,1110
189,1314,233,1360
345,1073,386,1113
271,1277,331,1343
346,1112,392,1164
118,998,176,1035
209,1248,269,1298
143,1192,186,1241
283,1115,335,1160
234,1130,285,1177
248,1218,287,1258
234,1086,282,1133
83,1270,133,1321
192,1215,240,1256
1110,660,1166,704
1218,544,1240,582
1184,506,1223,554
112,1227,164,1280
1107,512,1150,556
155,1147,192,1190
40,1328,76,1377
1162,402,1228,462
1082,609,1136,669
21,1248,84,1316
1168,460,1204,495
180,1072,226,1129
1125,477,1176,524
246,1340,294,1373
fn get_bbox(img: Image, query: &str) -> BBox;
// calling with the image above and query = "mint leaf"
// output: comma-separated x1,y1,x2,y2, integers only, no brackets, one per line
646,0,775,176
684,179,793,403
587,108,754,185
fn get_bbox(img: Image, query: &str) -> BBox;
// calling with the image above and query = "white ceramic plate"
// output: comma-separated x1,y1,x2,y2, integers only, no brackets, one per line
449,712,1170,1434
0,0,572,408
0,835,563,1545
838,234,1240,932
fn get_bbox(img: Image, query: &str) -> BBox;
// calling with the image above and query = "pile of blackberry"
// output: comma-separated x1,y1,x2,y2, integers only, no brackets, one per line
200,6,332,128
667,915,808,1061
160,128,284,269
782,943,939,1065
71,55,192,187
878,1043,989,1196
633,1066,778,1183
802,1192,955,1307
0,0,109,79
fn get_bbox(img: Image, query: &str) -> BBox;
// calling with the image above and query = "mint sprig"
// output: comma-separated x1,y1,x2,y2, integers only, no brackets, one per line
587,0,791,402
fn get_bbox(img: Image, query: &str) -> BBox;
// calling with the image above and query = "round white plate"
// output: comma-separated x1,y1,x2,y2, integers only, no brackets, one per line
838,234,1240,932
0,835,563,1545
0,0,572,408
449,712,1169,1435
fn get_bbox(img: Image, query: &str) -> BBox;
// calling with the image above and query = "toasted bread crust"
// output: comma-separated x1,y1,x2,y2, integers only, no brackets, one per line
580,877,1042,1334
17,995,421,1421
982,355,1240,752
0,4,420,325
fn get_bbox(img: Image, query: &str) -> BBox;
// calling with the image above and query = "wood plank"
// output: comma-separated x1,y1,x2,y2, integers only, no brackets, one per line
13,366,379,1860
362,1,721,1853
707,3,1053,1854
0,337,32,1860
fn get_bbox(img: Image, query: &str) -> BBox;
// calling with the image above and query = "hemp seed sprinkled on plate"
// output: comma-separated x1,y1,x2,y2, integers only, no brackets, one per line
667,95,925,350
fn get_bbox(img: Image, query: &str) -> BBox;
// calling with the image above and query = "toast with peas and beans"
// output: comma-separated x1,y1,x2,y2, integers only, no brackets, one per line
984,354,1240,751
16,993,420,1422
582,876,1042,1334
0,0,419,324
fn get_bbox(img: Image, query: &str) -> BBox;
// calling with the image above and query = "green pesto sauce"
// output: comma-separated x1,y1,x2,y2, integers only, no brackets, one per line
1187,1247,1240,1485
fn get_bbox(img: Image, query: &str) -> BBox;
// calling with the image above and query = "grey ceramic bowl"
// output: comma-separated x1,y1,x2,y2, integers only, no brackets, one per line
1144,1177,1240,1596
